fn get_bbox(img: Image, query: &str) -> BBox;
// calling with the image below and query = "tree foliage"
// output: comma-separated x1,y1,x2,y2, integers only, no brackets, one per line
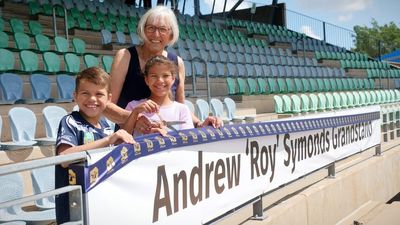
353,19,400,58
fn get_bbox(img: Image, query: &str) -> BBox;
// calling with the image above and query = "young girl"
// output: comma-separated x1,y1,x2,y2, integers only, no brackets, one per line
123,55,194,136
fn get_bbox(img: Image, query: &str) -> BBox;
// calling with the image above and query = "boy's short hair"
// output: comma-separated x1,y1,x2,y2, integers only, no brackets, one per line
75,67,111,92
144,55,178,77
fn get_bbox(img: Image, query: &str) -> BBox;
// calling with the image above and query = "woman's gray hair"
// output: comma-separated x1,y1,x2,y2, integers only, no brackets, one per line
137,6,179,47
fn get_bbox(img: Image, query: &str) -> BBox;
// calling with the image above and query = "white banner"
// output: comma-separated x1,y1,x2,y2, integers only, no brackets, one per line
76,106,381,225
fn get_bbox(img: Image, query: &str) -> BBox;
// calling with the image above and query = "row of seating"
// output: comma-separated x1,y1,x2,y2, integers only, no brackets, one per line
274,89,400,114
177,47,319,67
367,68,400,78
186,61,345,78
315,50,369,61
0,31,86,55
227,77,375,96
185,98,254,125
0,73,74,104
340,59,390,70
174,38,286,56
0,168,55,224
0,48,113,74
0,105,67,149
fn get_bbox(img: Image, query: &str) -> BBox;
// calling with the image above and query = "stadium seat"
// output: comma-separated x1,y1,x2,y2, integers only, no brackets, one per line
281,95,292,113
30,166,56,209
256,78,267,94
43,52,60,73
83,54,99,68
13,32,31,50
102,55,114,73
72,37,86,55
273,95,283,113
54,36,70,53
34,34,51,52
184,100,195,114
30,74,53,103
309,94,319,112
19,50,39,73
210,98,230,124
237,78,247,95
115,31,126,45
0,31,9,49
130,32,140,45
101,29,112,45
55,74,75,102
42,105,67,140
28,20,42,35
226,77,237,95
224,97,255,122
0,172,55,223
64,53,81,74
9,18,24,33
317,93,327,111
195,99,210,121
0,73,24,104
8,107,38,147
300,94,310,112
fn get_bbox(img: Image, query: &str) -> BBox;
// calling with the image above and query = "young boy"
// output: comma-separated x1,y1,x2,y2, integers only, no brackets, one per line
122,55,194,136
55,67,135,224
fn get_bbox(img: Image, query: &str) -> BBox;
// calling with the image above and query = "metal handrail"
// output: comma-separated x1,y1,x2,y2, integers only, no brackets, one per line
52,4,69,41
191,56,211,105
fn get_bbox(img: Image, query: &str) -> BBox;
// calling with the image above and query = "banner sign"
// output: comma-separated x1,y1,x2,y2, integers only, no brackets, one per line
69,106,380,225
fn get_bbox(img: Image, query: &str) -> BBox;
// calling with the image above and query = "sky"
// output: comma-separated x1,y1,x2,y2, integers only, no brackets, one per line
174,0,399,31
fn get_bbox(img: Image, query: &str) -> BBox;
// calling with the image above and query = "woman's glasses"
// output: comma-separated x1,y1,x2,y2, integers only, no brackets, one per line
145,25,170,35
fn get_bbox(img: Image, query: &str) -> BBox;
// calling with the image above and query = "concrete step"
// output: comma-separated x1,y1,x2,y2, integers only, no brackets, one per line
354,202,400,225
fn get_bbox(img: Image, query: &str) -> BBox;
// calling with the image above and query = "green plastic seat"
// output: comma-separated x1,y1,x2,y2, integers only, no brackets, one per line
14,32,31,50
0,18,4,31
301,78,310,92
316,79,325,92
257,78,267,94
267,78,278,94
285,78,295,93
43,52,60,73
226,77,237,95
317,93,327,111
28,2,43,15
282,95,292,113
237,78,248,95
102,55,113,73
291,94,301,113
72,37,86,55
54,36,69,53
64,53,81,74
309,79,318,92
352,91,360,106
34,34,51,52
0,49,15,72
83,54,99,68
332,92,342,109
0,31,9,48
273,95,283,113
277,78,287,93
325,92,334,110
364,91,371,105
10,18,24,33
340,92,348,108
19,50,39,72
300,94,310,112
347,92,355,107
358,91,366,105
247,78,258,95
374,90,381,104
369,90,376,105
28,20,42,35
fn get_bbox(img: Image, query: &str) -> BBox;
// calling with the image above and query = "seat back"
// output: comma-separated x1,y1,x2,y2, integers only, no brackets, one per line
210,98,224,118
72,37,86,54
223,97,237,120
54,36,69,53
56,75,75,101
30,74,51,102
28,20,42,35
0,31,9,48
195,99,210,121
101,29,112,44
43,52,60,73
34,34,50,52
14,32,31,50
9,107,37,142
0,73,23,103
273,95,283,113
20,50,39,72
84,54,99,68
30,166,55,209
130,32,140,45
184,100,195,114
42,105,67,139
64,53,81,74
102,55,113,73
115,31,126,44
10,18,24,33
0,172,24,216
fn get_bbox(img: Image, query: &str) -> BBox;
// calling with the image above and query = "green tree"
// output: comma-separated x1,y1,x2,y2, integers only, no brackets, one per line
353,19,400,58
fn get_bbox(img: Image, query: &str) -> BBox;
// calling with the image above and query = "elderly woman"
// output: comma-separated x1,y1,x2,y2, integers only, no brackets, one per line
106,6,221,133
